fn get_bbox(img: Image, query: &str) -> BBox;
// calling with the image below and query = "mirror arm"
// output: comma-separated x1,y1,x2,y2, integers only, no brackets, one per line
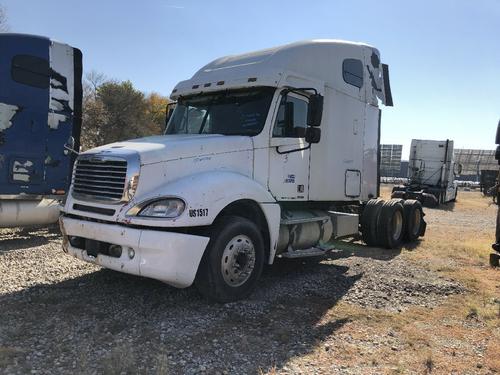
63,136,79,156
64,144,80,156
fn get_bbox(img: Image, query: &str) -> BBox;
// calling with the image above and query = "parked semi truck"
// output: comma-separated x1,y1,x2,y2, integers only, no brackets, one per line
60,40,426,302
491,120,500,267
0,34,82,227
391,139,460,207
480,170,497,197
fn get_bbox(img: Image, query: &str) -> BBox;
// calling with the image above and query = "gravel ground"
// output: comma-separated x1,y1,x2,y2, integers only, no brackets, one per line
0,212,468,375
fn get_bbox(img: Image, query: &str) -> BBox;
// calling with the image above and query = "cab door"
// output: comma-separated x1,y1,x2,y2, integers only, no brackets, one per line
268,92,310,201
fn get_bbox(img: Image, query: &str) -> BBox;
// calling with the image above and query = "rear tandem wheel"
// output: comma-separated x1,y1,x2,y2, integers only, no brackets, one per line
377,199,405,249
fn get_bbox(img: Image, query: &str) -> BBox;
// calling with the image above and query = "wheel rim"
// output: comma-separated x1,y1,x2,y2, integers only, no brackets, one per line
412,209,421,236
221,235,256,287
392,210,403,241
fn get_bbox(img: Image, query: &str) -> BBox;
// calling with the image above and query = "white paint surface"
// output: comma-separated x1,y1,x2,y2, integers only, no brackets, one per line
48,41,74,129
89,134,253,166
60,216,209,288
0,103,19,131
171,39,385,106
48,113,67,129
0,199,60,227
12,160,34,182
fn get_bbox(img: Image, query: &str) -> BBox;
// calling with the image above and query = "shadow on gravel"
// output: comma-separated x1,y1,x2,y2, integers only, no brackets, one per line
328,240,402,261
0,225,60,253
425,201,456,212
0,257,359,374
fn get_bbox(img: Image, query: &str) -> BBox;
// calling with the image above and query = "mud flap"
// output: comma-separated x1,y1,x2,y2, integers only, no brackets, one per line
419,218,427,237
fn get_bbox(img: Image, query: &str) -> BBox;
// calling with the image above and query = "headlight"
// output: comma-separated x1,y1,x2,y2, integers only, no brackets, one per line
136,198,185,218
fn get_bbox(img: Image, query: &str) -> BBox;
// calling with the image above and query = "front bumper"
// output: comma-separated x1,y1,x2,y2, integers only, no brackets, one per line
59,216,210,288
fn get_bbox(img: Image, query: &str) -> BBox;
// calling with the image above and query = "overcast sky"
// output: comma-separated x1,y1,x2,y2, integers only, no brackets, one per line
2,0,499,156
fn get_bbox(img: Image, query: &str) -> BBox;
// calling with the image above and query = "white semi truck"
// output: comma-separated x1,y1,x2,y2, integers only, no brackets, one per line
60,40,426,302
392,139,460,207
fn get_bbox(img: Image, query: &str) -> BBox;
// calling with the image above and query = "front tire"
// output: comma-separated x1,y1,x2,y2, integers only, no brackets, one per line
195,215,265,303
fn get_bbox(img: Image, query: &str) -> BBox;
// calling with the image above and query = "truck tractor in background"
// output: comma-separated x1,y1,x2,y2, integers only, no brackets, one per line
0,34,82,228
490,120,500,268
60,40,426,302
480,169,498,197
391,139,461,207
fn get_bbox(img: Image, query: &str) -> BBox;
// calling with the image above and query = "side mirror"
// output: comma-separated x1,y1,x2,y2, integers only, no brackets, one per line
305,127,321,144
496,119,500,145
382,64,394,107
307,94,324,127
165,102,177,131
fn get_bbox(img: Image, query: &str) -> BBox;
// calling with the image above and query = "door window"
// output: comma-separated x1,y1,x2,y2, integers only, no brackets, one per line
272,95,308,138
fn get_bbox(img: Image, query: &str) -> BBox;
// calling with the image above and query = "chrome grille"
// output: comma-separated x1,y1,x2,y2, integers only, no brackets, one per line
72,157,127,202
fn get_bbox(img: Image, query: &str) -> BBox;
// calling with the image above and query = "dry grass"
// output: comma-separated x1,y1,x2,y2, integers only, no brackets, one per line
264,186,500,374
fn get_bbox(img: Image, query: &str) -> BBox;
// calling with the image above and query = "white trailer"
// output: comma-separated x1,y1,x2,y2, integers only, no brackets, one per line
392,139,460,207
60,40,426,302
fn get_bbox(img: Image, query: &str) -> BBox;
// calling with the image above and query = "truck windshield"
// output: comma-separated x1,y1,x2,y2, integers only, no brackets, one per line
165,87,274,136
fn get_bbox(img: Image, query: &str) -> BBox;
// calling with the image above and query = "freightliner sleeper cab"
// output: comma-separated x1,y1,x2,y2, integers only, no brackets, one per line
60,40,426,302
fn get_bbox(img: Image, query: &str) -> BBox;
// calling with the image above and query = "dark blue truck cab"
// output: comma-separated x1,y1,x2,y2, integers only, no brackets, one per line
0,34,82,227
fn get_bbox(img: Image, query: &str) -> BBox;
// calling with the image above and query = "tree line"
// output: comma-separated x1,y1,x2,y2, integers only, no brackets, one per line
1,5,169,150
81,71,169,150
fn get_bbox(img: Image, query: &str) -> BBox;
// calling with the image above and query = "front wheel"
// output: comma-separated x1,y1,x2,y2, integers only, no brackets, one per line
195,216,265,303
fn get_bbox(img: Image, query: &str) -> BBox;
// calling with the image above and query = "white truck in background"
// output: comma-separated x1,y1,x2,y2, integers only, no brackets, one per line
392,139,460,207
60,40,426,302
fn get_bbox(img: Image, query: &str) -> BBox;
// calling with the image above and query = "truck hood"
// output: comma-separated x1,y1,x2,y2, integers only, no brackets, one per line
86,134,254,165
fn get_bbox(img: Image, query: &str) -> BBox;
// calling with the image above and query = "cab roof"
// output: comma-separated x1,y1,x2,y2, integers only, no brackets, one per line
171,39,382,104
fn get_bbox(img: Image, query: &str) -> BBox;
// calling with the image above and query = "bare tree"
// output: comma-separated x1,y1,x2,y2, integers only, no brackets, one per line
0,5,9,32
84,70,108,100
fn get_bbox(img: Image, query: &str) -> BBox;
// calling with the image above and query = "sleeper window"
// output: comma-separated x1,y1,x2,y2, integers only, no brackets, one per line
11,55,50,89
342,58,363,88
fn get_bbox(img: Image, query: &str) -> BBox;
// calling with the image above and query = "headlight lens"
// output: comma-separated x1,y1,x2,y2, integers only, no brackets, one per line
137,199,185,218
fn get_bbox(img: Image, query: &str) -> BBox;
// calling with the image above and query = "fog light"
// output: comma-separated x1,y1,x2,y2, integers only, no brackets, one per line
69,236,84,249
109,245,123,258
128,248,135,259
